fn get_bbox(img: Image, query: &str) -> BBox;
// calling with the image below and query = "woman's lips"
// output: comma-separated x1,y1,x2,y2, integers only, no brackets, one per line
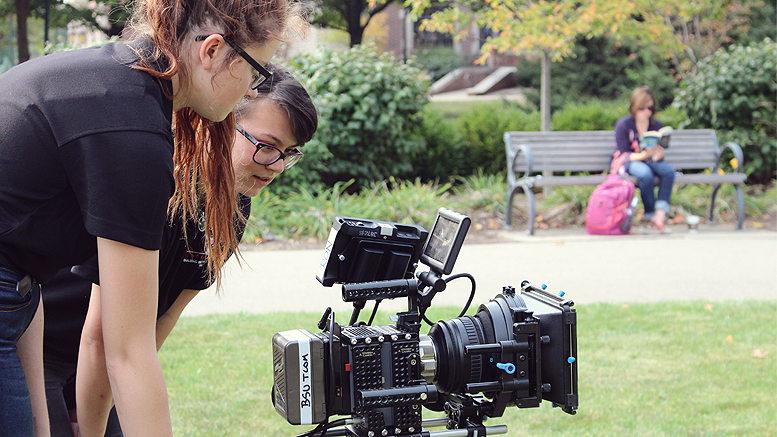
253,175,272,186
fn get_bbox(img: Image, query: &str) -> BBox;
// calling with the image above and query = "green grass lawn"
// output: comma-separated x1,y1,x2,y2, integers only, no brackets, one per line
161,301,776,437
427,100,480,119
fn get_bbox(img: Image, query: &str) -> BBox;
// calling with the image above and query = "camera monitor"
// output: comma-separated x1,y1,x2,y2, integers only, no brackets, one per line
420,208,470,275
316,217,429,287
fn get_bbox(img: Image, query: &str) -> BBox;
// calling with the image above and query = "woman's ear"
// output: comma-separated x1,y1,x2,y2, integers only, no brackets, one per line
195,34,227,72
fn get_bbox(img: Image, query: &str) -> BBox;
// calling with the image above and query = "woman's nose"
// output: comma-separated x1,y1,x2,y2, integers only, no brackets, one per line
267,159,285,174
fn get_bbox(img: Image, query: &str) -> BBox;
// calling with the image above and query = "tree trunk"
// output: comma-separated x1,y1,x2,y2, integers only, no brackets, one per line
541,51,552,195
540,51,551,132
16,0,30,63
345,1,365,47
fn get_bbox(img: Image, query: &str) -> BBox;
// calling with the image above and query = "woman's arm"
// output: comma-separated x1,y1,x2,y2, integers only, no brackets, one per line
76,285,200,434
79,237,173,437
614,117,635,156
17,295,51,437
75,283,113,437
616,117,665,162
156,288,200,350
629,147,662,162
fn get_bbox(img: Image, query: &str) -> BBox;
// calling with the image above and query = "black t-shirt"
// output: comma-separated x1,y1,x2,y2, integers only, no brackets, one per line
43,195,252,363
0,38,174,283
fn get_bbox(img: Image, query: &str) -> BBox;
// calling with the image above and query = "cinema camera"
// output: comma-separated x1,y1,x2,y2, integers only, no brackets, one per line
272,208,578,437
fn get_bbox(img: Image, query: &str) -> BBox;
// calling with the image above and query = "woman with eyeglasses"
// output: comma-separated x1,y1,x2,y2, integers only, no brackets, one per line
0,0,303,435
41,64,317,437
614,86,676,233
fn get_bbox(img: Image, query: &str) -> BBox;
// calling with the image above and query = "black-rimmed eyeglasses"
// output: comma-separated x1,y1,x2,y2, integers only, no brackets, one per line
194,34,272,90
236,123,303,170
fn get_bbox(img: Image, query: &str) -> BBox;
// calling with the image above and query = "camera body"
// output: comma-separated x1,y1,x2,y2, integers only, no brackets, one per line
272,209,578,437
273,315,432,432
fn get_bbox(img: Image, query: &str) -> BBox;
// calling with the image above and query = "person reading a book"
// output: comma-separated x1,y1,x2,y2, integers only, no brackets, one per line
614,86,675,233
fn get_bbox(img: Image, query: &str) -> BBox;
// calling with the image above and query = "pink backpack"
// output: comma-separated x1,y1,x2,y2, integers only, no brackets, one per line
585,152,636,235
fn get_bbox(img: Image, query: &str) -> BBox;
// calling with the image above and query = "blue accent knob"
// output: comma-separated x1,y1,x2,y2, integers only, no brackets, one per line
568,357,576,364
558,291,565,297
496,362,516,374
541,284,547,290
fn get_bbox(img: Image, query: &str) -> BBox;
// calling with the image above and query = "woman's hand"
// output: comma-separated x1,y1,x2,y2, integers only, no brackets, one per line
651,146,665,161
630,145,665,162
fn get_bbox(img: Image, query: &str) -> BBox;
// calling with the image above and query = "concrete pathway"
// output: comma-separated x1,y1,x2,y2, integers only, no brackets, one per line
182,224,777,317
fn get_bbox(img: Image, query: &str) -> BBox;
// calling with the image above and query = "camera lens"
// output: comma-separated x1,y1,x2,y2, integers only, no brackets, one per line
427,292,532,396
428,316,490,393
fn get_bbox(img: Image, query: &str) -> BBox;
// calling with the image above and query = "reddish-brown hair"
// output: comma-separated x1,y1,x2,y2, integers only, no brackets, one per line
129,0,297,287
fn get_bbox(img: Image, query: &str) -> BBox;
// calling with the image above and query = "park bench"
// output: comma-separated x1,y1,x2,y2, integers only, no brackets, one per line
504,129,747,235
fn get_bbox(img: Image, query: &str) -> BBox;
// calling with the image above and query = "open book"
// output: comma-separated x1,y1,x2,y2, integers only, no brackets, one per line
640,126,673,151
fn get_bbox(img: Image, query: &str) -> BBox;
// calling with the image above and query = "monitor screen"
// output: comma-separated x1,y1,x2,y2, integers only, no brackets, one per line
316,217,429,286
420,208,470,275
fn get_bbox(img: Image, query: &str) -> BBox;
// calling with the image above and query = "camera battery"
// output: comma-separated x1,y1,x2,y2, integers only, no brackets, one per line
272,329,327,425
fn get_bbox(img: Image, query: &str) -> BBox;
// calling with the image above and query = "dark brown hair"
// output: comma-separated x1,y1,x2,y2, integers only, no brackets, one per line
235,63,318,146
129,0,297,287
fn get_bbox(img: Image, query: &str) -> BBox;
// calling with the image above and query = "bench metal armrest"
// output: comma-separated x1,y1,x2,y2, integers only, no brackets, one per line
506,144,534,184
715,141,745,174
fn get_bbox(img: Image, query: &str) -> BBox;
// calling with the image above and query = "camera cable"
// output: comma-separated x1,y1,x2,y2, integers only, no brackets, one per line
295,418,349,437
419,273,477,326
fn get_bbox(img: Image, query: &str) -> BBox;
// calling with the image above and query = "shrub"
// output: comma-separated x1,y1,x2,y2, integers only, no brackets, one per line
409,105,467,182
551,100,623,131
283,44,430,190
653,105,689,131
673,39,777,183
455,101,541,175
550,99,688,132
521,88,568,117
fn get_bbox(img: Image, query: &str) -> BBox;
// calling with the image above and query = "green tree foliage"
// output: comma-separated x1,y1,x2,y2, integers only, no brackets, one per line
411,0,763,76
284,44,430,190
673,39,776,183
734,0,777,46
0,0,129,63
409,0,767,130
514,35,677,108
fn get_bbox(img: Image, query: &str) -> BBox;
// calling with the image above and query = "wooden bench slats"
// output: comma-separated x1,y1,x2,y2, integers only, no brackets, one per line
675,173,746,185
530,172,747,188
530,175,608,187
514,157,720,173
504,129,746,234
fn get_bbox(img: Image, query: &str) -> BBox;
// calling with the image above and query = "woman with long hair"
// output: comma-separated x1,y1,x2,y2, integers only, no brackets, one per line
41,64,317,437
